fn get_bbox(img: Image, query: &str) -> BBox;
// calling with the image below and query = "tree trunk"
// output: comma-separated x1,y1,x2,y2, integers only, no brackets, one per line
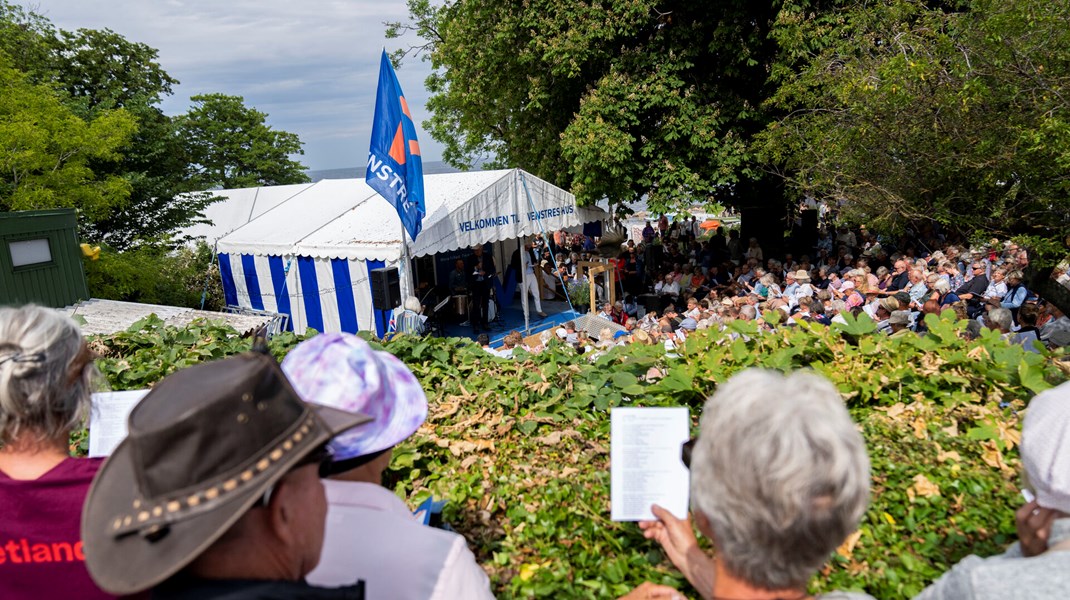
1026,265,1070,317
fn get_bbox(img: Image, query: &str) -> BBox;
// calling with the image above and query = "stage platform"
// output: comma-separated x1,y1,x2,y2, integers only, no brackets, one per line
439,299,580,345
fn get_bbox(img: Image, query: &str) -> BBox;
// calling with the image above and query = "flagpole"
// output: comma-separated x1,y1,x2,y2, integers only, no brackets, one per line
398,219,412,304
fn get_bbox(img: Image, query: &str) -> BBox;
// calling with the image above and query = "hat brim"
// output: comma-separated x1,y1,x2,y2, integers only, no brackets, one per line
82,405,369,595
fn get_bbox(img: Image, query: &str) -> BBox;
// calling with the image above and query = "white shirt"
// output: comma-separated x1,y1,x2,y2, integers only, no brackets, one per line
309,480,494,600
983,280,1008,300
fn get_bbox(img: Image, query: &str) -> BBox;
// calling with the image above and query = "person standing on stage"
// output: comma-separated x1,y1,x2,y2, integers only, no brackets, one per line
468,245,496,333
520,239,548,318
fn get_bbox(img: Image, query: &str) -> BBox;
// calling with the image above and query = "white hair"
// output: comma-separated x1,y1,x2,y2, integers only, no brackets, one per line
0,306,96,446
690,369,870,589
988,307,1013,331
403,296,422,312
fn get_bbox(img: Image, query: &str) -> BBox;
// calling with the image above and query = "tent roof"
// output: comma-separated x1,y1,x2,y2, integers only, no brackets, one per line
214,169,606,261
180,182,317,244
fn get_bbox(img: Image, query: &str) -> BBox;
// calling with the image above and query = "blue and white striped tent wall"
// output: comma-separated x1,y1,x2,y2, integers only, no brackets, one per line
217,253,399,337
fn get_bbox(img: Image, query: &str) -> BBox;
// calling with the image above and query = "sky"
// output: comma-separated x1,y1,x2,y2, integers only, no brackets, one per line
32,0,442,171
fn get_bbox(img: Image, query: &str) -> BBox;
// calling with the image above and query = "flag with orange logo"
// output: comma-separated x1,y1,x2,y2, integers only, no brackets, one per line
367,50,425,240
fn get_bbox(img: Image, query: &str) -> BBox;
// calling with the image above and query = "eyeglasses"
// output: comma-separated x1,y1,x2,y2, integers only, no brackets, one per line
256,444,334,507
681,438,696,468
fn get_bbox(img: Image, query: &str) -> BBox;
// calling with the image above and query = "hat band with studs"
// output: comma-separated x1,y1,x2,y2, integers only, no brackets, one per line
110,414,318,540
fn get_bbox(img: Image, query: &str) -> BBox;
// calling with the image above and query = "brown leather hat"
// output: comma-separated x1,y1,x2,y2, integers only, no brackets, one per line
81,352,371,595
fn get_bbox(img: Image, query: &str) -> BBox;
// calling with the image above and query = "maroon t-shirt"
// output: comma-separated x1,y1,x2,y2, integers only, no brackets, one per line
0,457,117,599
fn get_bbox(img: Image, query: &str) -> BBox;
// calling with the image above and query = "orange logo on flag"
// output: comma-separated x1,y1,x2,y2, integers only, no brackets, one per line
389,123,407,164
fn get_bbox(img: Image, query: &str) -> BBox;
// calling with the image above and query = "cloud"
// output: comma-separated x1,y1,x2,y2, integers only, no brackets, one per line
35,0,442,169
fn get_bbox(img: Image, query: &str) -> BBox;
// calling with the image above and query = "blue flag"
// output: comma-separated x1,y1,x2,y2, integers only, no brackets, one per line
367,50,425,240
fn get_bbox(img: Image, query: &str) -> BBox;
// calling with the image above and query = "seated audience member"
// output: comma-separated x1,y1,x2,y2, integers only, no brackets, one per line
80,352,370,598
915,380,1070,599
1039,303,1070,348
395,296,427,336
597,327,617,349
956,262,990,317
931,278,960,307
888,310,913,337
999,271,1029,317
598,302,614,321
564,320,580,344
283,334,494,599
500,331,524,357
982,268,1010,305
448,259,467,295
986,307,1014,339
619,369,871,600
0,306,115,600
1012,304,1042,353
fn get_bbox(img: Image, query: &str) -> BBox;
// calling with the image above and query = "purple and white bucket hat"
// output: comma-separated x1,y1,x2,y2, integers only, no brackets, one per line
281,333,428,461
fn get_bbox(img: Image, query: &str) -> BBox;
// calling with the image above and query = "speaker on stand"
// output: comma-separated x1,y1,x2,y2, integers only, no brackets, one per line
370,268,401,311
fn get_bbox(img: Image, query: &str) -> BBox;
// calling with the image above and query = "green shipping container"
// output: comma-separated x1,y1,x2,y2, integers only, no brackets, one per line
0,209,89,308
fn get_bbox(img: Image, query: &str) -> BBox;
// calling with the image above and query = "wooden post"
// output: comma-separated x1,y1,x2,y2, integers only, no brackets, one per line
578,260,617,314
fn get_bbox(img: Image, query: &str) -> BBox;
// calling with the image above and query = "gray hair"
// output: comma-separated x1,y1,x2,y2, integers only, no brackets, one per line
932,278,951,294
690,369,870,589
988,307,1013,331
738,305,757,320
0,306,96,446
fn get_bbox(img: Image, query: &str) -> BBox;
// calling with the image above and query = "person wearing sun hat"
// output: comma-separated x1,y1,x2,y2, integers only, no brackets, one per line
80,352,371,598
915,380,1070,599
281,333,493,600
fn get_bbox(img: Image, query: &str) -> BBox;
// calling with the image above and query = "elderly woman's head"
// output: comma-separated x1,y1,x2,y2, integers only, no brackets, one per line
690,369,870,590
0,306,95,448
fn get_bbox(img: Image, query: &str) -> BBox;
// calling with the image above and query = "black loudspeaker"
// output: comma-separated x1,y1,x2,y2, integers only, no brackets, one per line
370,268,401,310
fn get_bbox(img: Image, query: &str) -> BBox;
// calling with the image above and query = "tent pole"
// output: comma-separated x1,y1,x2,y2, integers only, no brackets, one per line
519,171,575,315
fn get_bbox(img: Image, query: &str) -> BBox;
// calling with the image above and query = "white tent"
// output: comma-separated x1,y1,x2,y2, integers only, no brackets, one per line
209,169,605,336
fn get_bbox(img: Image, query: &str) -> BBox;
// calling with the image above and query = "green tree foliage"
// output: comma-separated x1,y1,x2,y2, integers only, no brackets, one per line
760,0,1069,235
82,314,1067,598
178,93,311,190
82,242,224,310
47,27,178,113
0,0,54,80
391,1,799,212
0,55,135,219
0,4,307,249
41,27,219,249
757,0,1070,308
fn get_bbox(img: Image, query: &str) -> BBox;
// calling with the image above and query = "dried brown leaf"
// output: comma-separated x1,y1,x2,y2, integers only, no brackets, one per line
836,529,863,559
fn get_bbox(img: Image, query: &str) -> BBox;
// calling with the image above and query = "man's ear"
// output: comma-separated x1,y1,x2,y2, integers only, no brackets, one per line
266,477,296,545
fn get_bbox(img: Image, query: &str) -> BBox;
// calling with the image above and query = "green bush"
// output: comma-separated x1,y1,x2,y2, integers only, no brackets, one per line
83,241,224,310
82,312,1068,599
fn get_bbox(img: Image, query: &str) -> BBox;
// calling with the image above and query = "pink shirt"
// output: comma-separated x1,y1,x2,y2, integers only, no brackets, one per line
0,458,118,600
309,480,494,600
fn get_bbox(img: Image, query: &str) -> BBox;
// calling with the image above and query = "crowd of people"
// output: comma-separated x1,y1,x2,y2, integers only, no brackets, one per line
484,221,1070,355
2,221,1069,599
